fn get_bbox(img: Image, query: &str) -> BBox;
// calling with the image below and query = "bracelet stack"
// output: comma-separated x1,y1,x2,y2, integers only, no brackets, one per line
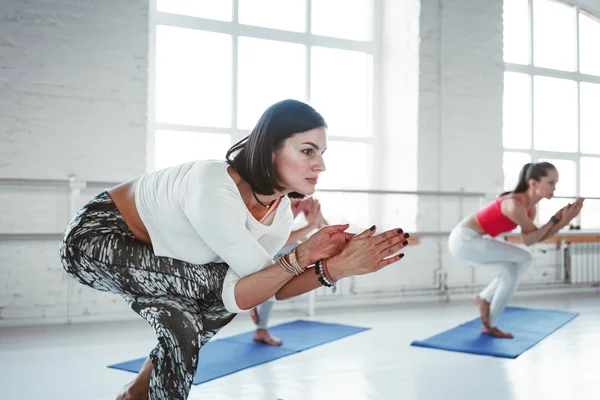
315,259,337,293
278,247,304,275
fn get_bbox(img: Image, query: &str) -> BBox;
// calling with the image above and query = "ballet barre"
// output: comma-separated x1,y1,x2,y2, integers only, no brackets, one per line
504,230,600,244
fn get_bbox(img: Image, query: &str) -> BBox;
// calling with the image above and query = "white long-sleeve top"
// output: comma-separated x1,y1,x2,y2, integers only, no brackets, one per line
134,160,293,313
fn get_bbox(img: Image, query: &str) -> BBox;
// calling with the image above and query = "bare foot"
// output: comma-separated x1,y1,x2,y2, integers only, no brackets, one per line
253,329,283,346
473,296,491,328
482,325,514,339
116,357,152,400
250,307,259,325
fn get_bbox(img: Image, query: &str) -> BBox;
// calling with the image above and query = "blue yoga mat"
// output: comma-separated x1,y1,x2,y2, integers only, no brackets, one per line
108,320,369,385
411,307,579,359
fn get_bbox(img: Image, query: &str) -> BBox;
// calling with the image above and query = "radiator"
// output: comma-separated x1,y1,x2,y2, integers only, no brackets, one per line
568,243,600,284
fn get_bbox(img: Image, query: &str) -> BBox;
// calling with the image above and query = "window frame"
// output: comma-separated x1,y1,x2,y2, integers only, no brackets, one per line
503,0,600,223
147,0,382,188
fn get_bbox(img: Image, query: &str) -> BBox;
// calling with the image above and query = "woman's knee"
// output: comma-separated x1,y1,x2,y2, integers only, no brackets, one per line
164,321,202,372
59,237,82,278
502,258,530,283
516,249,534,270
59,228,92,274
60,239,119,293
157,308,203,357
503,265,521,282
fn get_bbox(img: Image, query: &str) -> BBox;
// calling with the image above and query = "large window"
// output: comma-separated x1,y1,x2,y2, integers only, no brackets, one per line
503,0,600,227
149,0,377,228
150,1,376,186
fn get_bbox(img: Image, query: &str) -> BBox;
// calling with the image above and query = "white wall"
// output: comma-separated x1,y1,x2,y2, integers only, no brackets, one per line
1,0,597,324
418,0,505,288
574,0,600,16
352,0,506,295
0,0,148,323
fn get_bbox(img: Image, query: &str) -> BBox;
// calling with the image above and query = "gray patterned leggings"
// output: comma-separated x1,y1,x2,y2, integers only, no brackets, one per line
59,191,236,399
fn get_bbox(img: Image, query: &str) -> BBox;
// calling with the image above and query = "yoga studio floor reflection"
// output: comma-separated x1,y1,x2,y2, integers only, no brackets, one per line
1,292,598,400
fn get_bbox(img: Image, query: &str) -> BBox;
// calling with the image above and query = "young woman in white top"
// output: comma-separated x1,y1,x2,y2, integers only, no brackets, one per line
59,99,411,400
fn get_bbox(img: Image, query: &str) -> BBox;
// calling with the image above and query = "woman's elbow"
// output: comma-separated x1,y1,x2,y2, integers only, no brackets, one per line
521,235,535,246
274,292,287,301
225,295,249,314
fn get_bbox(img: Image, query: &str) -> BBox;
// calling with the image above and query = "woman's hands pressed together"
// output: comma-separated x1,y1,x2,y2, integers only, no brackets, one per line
295,224,354,267
554,197,584,226
296,224,410,279
325,226,410,281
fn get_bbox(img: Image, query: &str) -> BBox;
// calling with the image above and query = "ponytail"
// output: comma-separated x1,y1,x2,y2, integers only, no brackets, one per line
513,163,532,193
499,162,555,197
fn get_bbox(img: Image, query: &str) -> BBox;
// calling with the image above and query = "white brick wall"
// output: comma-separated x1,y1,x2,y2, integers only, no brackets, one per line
354,0,505,294
416,0,504,289
378,0,420,232
380,0,419,193
0,0,147,181
345,0,508,295
0,0,148,324
1,0,597,324
418,0,504,210
428,0,504,290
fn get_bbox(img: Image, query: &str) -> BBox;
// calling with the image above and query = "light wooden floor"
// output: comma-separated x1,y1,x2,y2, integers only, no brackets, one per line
1,292,598,400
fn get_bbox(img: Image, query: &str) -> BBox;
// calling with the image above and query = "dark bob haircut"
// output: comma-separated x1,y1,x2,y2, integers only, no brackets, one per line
226,99,327,198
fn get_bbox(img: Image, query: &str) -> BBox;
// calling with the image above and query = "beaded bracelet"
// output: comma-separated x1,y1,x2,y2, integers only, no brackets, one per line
315,259,337,293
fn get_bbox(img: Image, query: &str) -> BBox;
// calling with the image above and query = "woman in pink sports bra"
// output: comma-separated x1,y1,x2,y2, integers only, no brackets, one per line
448,162,584,338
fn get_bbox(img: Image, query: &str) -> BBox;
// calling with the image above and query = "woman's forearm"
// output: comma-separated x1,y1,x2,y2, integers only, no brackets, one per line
275,268,323,300
539,220,567,242
233,263,294,310
522,220,555,245
319,215,329,227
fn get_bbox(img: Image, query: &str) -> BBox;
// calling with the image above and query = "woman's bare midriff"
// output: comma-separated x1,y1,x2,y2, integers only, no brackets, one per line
458,215,487,235
107,179,152,245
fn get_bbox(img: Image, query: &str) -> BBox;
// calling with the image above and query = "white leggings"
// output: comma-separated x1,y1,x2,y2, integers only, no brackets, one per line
255,299,274,330
448,227,533,327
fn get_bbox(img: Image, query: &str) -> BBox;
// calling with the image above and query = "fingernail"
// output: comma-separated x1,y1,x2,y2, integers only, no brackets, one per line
403,240,409,246
370,225,376,231
403,233,410,238
397,229,403,233
399,253,405,258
